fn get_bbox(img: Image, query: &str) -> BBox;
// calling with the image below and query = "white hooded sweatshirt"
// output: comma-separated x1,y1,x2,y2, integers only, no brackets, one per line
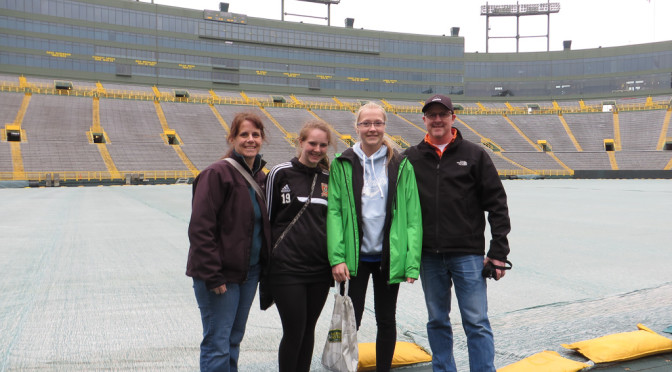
353,143,389,257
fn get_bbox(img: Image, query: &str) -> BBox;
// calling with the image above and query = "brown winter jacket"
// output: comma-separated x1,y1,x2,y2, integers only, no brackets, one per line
186,155,271,290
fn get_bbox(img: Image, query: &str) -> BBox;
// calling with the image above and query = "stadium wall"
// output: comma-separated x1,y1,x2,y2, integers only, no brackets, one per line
0,0,671,100
574,170,672,179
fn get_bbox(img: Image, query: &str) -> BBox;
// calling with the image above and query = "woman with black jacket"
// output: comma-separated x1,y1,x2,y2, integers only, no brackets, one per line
186,112,272,372
265,120,333,372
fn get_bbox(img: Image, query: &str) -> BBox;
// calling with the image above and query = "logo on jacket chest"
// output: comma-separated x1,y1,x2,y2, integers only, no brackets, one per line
281,184,291,204
321,183,328,197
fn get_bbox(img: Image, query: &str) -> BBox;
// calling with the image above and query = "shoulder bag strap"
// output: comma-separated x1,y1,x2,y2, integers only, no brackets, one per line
224,158,265,203
273,173,318,250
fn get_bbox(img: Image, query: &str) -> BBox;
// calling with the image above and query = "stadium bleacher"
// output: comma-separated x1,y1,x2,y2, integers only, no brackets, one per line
160,102,230,170
1,91,26,121
100,99,188,172
1,75,671,183
508,114,578,152
488,151,527,173
216,105,297,169
563,112,615,152
20,95,108,173
0,142,10,173
614,151,672,170
618,110,667,151
384,113,427,148
554,152,613,170
460,115,540,152
310,108,358,157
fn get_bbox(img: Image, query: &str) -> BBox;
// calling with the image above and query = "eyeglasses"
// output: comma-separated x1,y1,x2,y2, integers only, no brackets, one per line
424,112,453,119
357,121,386,128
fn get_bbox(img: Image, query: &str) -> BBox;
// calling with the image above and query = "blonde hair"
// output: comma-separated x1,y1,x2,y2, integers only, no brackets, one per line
354,102,394,163
297,119,334,170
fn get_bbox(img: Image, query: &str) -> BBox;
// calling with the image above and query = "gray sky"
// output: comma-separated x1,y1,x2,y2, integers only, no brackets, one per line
149,0,671,53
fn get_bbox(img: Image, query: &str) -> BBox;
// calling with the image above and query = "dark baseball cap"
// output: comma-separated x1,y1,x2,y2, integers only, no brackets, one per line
422,94,453,113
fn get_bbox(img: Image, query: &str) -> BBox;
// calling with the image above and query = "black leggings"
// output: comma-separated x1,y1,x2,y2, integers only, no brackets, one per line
271,280,330,372
345,260,400,372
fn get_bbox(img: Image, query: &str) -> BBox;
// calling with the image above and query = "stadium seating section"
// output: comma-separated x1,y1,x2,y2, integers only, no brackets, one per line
1,75,671,183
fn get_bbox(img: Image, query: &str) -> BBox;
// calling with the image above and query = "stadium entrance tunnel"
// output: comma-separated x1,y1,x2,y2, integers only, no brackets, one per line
54,80,73,90
604,139,615,151
45,173,60,187
537,140,551,152
602,101,616,112
527,103,541,114
92,132,105,143
164,130,180,145
167,134,179,145
125,173,145,185
665,139,672,151
5,125,21,141
173,89,189,98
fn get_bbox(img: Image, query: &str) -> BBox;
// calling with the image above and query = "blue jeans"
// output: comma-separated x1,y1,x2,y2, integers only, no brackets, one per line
420,254,494,372
193,264,260,372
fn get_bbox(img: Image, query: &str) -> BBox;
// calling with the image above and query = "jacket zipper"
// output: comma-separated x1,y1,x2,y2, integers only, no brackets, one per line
341,160,358,274
434,156,441,254
394,159,405,210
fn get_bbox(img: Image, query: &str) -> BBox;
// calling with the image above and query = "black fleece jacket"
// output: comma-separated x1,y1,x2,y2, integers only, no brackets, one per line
404,129,511,260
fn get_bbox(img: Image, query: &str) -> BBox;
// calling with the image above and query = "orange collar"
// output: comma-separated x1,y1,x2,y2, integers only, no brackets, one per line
424,128,457,157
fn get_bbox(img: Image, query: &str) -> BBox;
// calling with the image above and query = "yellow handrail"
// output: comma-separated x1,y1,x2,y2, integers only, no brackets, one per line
497,169,574,177
0,168,580,182
0,170,198,182
0,79,669,114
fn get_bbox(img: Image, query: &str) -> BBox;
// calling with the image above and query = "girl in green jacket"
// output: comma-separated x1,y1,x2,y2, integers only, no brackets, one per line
327,102,423,372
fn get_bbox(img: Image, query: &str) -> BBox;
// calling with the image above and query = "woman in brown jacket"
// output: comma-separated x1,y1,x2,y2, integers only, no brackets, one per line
186,112,272,372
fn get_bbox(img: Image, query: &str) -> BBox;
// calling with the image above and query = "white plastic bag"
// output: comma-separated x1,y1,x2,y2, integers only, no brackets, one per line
322,280,359,372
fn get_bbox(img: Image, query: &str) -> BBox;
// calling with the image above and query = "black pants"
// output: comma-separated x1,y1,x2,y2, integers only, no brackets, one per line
271,280,330,372
345,260,400,372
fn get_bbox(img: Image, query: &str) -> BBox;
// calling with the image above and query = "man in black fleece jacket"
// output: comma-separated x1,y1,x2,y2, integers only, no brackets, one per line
405,94,511,372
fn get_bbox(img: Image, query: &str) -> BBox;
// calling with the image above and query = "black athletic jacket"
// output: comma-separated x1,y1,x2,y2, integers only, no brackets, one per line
404,129,511,261
265,158,332,284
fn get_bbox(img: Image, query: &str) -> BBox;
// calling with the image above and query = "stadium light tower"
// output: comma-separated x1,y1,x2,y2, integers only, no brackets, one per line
481,1,560,53
281,0,341,26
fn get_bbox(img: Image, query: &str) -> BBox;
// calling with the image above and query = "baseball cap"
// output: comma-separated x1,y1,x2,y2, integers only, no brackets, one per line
422,94,453,113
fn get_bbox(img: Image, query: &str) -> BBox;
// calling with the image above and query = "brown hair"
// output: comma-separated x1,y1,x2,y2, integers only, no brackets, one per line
354,102,394,163
297,119,334,170
223,112,267,158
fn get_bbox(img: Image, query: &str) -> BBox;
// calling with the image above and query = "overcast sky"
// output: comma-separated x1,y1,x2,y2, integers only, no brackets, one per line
148,0,671,53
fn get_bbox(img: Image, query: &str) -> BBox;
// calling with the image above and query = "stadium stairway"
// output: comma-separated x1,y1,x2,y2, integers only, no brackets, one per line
3,91,30,180
152,101,199,177
89,97,121,179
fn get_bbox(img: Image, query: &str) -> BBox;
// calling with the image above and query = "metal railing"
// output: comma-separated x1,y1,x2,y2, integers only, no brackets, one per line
2,80,668,115
0,170,197,182
498,169,574,177
0,168,577,182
